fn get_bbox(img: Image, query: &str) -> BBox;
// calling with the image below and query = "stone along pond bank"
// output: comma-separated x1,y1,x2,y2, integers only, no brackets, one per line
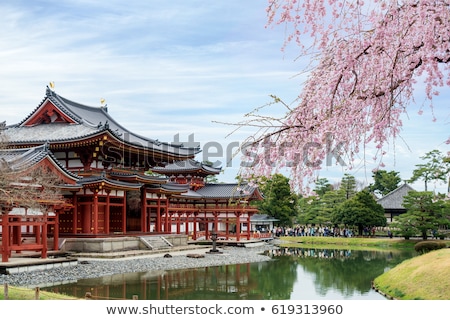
0,245,275,288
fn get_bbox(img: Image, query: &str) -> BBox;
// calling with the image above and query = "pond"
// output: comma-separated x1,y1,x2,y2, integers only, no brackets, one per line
43,247,416,300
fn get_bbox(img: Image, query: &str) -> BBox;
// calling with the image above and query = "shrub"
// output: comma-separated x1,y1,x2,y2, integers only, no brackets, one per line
414,241,447,254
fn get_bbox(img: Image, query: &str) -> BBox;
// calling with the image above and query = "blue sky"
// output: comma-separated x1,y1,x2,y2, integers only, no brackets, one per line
1,0,448,194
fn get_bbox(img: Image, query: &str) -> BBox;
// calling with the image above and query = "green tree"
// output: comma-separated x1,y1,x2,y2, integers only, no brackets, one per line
339,174,357,199
368,170,402,197
313,178,333,196
333,190,386,236
315,189,346,225
258,174,297,226
409,150,450,191
297,186,347,226
391,191,450,240
297,195,321,225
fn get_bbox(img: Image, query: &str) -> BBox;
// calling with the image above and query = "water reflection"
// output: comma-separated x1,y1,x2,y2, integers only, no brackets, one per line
43,247,415,300
266,247,415,299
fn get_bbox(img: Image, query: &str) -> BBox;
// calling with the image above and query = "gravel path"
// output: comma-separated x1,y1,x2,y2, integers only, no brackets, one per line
0,244,275,288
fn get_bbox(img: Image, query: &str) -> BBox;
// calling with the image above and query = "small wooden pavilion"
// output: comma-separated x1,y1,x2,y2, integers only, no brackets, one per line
0,144,77,262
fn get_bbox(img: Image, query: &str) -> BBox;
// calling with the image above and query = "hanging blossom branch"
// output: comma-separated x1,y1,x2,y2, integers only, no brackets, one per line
228,0,450,193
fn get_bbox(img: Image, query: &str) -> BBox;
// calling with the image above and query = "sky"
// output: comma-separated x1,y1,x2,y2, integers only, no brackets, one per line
0,0,448,194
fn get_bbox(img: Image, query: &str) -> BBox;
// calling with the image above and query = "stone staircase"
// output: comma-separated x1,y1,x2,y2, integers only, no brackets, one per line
139,236,173,250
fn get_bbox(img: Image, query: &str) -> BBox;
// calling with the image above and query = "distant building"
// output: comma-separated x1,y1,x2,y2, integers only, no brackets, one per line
250,214,278,233
376,183,415,223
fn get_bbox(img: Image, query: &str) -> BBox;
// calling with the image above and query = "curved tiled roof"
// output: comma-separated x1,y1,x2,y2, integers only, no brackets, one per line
175,183,263,200
152,159,222,175
376,183,415,209
146,182,190,193
108,171,169,184
0,144,79,181
196,183,261,199
6,87,199,158
5,122,101,143
78,174,143,190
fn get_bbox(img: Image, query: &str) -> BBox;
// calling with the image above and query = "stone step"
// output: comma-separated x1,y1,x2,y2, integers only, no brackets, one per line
140,236,173,250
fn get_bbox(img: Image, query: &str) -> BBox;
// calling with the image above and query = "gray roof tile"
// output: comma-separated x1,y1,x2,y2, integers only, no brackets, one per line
0,144,79,180
195,183,261,199
376,183,415,209
6,87,199,157
152,159,222,174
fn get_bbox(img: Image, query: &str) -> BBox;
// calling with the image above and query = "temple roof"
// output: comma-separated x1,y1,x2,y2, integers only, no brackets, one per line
78,174,143,191
175,183,264,200
152,159,222,175
108,171,169,184
5,86,199,158
376,183,415,210
0,144,79,182
145,182,190,194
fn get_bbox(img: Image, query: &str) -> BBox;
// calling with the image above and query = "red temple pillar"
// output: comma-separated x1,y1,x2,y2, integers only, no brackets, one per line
185,212,190,235
246,213,251,240
36,220,42,244
225,212,230,240
105,191,111,234
156,196,161,232
122,193,127,234
72,193,78,234
141,187,147,233
41,212,48,259
165,198,170,233
193,213,198,240
93,191,99,234
176,212,181,234
235,213,241,241
2,212,10,262
13,216,22,253
53,209,60,251
81,203,91,234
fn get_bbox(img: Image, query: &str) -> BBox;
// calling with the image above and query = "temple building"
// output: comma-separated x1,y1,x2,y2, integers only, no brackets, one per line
376,183,415,223
0,86,264,262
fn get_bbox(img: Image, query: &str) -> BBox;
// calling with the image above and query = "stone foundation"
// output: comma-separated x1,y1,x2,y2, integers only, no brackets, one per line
62,235,188,253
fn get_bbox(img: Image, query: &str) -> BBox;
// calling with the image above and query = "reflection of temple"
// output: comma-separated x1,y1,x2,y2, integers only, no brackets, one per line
46,263,263,300
1,87,263,262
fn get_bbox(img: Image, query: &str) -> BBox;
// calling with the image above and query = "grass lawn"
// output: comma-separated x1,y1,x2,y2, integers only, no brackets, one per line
0,284,79,300
373,248,450,300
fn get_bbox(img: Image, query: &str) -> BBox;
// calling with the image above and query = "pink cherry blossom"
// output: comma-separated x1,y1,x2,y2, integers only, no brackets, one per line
237,0,450,193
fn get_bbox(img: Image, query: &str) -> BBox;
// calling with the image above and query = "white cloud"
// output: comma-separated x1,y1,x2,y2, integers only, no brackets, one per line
0,1,448,192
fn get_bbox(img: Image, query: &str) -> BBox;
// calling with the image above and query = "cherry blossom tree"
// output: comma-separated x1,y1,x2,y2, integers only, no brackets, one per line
234,0,450,193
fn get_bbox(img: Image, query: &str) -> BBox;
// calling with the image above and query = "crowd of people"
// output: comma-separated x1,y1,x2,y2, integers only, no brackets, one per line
271,225,362,238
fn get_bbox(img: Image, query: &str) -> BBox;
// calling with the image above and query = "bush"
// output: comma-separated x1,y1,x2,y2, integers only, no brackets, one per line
414,241,447,254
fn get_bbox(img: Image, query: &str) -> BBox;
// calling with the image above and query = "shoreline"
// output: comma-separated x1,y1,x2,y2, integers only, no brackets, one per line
0,244,275,289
